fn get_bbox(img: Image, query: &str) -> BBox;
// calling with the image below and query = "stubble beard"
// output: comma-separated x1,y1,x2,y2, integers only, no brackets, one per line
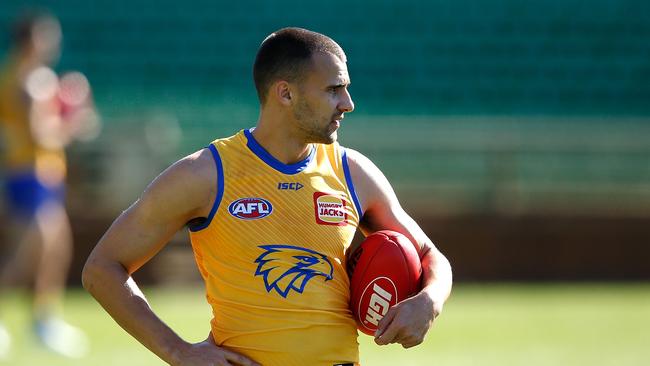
292,98,337,145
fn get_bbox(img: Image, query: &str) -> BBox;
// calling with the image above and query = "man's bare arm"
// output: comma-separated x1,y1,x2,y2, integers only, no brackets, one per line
82,149,259,366
346,148,453,348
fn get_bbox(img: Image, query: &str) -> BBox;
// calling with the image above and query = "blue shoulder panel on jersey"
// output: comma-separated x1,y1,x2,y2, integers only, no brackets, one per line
244,128,315,175
189,143,224,232
342,149,364,220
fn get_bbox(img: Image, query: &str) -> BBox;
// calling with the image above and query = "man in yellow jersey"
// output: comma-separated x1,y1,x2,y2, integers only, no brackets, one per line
0,11,96,359
83,28,452,366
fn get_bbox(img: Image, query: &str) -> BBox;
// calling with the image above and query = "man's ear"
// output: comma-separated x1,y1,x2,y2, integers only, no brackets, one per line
272,80,293,106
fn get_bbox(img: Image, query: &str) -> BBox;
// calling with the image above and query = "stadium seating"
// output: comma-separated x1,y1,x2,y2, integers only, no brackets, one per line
1,0,648,215
2,0,649,115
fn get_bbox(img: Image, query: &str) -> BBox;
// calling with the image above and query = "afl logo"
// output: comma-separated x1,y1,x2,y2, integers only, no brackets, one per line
228,198,273,220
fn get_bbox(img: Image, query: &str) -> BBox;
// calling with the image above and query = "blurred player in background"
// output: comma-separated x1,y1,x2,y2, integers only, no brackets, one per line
83,28,451,366
0,10,99,359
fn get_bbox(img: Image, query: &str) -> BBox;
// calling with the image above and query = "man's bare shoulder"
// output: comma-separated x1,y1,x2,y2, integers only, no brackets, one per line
141,147,218,220
344,147,399,214
345,148,372,172
344,148,386,192
174,147,216,181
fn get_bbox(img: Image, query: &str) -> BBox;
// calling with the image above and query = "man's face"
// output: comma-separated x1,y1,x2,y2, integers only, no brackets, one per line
291,51,354,144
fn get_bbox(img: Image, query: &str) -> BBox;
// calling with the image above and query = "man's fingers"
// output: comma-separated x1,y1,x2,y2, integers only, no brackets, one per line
400,336,423,349
223,348,261,366
374,312,400,345
201,334,259,366
374,307,397,338
401,341,418,349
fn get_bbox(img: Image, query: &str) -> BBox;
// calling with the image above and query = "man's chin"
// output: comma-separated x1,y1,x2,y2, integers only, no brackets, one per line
308,131,337,144
323,131,337,144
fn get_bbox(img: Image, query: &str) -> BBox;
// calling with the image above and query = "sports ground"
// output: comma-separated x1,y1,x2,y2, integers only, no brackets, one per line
1,283,648,365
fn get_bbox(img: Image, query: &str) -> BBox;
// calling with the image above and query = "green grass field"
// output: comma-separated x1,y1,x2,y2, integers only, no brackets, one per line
1,283,648,366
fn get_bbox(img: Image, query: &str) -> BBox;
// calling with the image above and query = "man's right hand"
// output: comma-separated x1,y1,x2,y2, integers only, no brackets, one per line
173,335,261,366
82,150,261,366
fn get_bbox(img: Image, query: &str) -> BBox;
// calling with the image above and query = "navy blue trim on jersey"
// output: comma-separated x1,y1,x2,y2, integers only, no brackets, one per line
244,128,315,175
342,149,364,220
189,144,224,232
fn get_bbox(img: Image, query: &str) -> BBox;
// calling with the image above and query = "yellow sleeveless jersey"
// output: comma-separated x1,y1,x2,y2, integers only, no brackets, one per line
0,58,66,174
188,129,363,366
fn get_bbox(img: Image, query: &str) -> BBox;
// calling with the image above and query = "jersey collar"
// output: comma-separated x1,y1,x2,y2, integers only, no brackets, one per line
244,128,315,175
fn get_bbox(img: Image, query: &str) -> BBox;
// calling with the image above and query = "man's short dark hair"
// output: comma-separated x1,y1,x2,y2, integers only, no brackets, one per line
253,27,346,104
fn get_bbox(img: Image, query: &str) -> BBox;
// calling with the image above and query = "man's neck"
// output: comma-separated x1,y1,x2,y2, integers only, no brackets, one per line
253,116,312,165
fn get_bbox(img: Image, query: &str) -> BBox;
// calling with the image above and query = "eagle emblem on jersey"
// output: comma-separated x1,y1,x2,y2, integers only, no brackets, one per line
254,245,334,298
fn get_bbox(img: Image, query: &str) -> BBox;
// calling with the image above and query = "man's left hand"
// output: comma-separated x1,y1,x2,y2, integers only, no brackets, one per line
373,291,441,348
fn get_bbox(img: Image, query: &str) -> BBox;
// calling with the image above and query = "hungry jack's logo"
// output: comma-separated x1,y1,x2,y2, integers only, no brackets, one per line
314,192,348,226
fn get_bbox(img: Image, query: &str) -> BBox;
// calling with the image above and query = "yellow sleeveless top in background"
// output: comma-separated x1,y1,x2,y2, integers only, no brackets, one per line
0,58,36,169
0,58,66,175
188,129,363,366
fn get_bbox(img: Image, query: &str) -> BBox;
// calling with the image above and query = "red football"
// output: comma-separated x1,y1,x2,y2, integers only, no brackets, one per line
347,230,422,336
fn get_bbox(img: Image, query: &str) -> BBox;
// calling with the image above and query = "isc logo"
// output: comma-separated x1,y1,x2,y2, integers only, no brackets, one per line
360,277,397,329
277,182,304,191
228,198,273,220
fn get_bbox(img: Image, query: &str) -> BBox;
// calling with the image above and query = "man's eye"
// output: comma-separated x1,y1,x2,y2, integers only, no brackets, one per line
295,255,317,264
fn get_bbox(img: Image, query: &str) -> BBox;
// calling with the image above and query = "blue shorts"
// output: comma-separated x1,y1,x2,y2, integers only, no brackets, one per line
4,171,65,218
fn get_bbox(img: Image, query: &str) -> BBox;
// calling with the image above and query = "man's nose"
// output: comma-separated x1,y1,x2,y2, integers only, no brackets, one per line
339,88,354,113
